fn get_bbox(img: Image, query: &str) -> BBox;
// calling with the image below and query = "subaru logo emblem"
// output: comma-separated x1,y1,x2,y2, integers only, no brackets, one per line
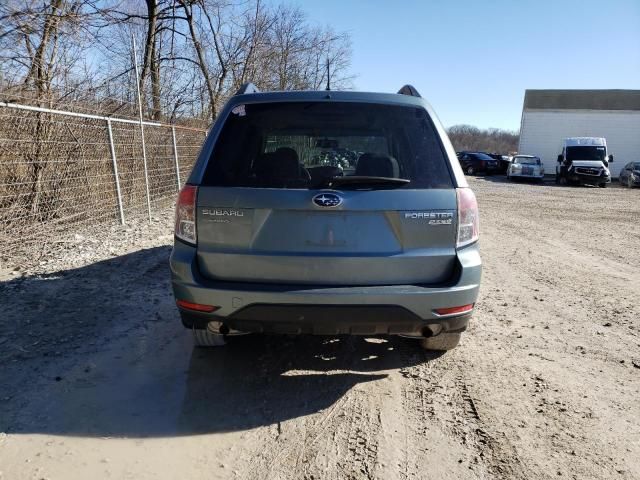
312,192,342,208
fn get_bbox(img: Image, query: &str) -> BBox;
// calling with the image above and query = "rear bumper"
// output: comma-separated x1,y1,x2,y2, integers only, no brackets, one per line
509,172,544,180
170,240,482,336
179,305,472,336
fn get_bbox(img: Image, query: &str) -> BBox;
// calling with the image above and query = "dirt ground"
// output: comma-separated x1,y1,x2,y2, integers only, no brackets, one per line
1,177,638,480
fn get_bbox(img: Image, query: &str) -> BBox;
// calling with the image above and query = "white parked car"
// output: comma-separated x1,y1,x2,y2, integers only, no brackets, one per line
507,155,544,182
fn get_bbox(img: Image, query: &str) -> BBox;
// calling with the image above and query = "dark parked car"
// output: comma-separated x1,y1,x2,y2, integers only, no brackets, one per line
486,153,511,174
456,152,500,175
619,162,640,188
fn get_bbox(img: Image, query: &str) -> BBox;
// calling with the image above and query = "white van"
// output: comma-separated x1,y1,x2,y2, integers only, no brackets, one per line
556,137,613,187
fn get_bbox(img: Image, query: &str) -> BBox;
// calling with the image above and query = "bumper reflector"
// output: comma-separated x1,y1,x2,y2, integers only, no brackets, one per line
176,299,219,313
434,304,474,316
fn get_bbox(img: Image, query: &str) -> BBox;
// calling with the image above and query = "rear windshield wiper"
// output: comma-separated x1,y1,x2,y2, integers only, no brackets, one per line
320,176,411,190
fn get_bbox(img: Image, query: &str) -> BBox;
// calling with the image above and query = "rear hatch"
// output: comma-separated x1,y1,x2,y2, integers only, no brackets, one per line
195,100,458,286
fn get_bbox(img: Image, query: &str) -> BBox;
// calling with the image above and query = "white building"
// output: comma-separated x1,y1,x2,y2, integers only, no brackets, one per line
518,90,640,178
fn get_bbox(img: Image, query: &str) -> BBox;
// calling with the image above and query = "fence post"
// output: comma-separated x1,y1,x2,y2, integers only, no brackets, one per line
132,35,152,222
171,126,181,190
107,119,125,225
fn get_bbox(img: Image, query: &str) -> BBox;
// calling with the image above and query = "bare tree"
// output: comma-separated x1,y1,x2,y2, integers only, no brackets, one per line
0,0,354,122
0,0,96,98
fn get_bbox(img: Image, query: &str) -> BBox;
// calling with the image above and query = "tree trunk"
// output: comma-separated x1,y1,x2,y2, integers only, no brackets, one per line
25,0,64,96
150,41,161,120
139,0,158,117
179,1,217,121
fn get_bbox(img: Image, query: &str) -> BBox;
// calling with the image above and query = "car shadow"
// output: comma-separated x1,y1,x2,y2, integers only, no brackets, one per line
466,174,505,182
175,334,435,436
471,174,626,189
473,174,563,186
0,247,437,438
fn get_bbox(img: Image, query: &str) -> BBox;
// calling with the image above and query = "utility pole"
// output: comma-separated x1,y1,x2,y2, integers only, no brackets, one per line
325,58,331,91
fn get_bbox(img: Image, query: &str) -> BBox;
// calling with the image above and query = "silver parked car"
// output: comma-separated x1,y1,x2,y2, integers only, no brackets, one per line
507,155,545,182
170,84,482,351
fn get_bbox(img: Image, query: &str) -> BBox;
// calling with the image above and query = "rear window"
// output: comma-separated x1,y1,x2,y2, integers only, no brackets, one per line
201,102,453,189
472,153,495,161
514,156,540,164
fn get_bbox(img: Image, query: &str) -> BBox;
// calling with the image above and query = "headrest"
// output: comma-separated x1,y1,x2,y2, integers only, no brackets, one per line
274,147,299,165
253,147,301,180
355,154,399,178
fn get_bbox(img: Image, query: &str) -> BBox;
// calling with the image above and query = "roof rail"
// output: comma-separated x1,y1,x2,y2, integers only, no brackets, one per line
235,83,260,95
397,84,421,98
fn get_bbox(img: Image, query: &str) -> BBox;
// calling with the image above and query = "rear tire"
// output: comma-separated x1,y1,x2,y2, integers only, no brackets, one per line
420,332,461,351
193,328,226,347
599,183,607,188
466,166,475,175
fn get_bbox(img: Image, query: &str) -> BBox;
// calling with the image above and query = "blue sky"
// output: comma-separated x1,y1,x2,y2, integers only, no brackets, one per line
298,0,640,130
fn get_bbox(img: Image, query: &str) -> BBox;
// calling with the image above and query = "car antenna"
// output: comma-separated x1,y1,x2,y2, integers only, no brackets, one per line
325,58,331,91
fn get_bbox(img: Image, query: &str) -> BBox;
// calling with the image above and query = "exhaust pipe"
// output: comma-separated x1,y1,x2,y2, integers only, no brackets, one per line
207,321,228,334
422,324,443,338
207,321,247,336
422,326,435,338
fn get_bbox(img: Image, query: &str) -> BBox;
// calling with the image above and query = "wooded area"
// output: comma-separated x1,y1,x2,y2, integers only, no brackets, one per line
447,124,519,154
0,0,352,124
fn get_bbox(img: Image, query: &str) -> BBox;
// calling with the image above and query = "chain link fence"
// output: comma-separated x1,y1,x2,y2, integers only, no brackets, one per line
0,102,207,268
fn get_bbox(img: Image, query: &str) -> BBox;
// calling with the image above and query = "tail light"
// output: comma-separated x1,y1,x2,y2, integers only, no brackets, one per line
456,188,479,247
175,185,197,245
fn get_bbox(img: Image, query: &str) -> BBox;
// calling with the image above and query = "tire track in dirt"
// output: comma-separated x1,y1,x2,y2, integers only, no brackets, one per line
341,394,382,479
450,371,530,480
399,349,532,479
